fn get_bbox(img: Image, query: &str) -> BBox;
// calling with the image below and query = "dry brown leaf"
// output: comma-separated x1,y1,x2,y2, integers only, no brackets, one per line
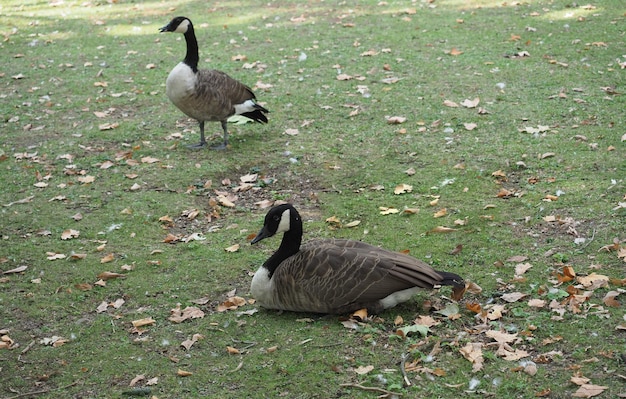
603,291,620,307
572,384,608,398
459,342,483,372
100,253,116,264
217,296,247,312
2,265,28,274
433,208,447,218
394,183,413,195
379,207,399,215
132,317,156,328
460,97,480,108
576,273,609,289
225,244,240,253
528,298,546,308
177,369,193,377
61,229,80,240
514,262,532,276
169,305,205,323
443,100,459,108
486,330,518,344
141,156,160,164
501,292,527,303
97,271,125,280
355,365,374,375
226,346,241,355
386,116,407,124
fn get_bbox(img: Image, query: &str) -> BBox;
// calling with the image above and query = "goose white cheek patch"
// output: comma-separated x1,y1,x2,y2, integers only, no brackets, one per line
276,209,291,234
175,19,190,33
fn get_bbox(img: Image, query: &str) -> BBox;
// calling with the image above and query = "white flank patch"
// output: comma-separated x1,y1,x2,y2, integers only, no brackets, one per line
233,99,258,115
379,286,422,309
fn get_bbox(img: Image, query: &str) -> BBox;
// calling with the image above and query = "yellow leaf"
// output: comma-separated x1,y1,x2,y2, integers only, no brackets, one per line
97,271,125,280
379,207,399,215
394,183,413,195
132,317,156,327
433,208,447,218
225,244,240,253
226,346,241,355
100,253,116,264
177,369,193,377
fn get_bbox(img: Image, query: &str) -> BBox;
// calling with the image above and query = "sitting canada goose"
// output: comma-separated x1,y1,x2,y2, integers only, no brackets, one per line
250,204,465,314
159,16,269,150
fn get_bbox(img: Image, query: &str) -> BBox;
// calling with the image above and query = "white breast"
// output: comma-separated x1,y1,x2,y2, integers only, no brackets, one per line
165,63,196,104
250,267,279,309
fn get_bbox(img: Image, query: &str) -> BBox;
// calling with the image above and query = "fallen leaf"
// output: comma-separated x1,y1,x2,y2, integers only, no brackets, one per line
386,116,407,124
97,271,125,280
132,317,156,328
460,97,480,108
571,384,608,398
355,365,374,375
501,292,527,303
61,229,80,240
394,183,413,195
3,265,28,274
429,226,457,233
177,369,193,377
459,342,484,372
225,244,240,253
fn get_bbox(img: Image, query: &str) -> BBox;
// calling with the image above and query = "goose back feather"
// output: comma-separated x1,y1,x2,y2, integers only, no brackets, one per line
250,204,465,314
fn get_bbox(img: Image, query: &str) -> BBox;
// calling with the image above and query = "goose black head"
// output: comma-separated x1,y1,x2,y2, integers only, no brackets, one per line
159,16,192,34
251,204,299,244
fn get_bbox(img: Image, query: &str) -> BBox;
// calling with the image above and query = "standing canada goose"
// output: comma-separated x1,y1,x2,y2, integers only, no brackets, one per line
250,204,465,314
159,16,269,149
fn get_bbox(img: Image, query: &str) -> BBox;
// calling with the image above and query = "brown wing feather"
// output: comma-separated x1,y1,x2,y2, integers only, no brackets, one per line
271,238,446,313
189,70,256,121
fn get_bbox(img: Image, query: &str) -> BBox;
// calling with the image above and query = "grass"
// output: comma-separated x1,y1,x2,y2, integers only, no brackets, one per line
1,0,625,398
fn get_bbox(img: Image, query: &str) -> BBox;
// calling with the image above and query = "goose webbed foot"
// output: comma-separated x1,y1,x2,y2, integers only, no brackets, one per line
186,141,208,150
209,141,228,150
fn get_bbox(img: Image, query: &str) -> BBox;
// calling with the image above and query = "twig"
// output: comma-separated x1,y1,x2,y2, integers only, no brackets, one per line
340,383,402,398
230,361,244,372
580,229,596,250
6,380,79,399
20,340,36,355
399,352,412,387
18,341,37,363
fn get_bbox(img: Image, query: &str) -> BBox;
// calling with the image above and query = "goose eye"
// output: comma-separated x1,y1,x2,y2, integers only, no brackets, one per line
273,215,281,222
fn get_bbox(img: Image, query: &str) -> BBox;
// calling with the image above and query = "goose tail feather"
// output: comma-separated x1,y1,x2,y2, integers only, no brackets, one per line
435,270,465,289
241,107,269,124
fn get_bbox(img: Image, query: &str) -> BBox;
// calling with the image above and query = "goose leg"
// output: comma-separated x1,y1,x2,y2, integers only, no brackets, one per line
209,120,229,150
186,121,208,149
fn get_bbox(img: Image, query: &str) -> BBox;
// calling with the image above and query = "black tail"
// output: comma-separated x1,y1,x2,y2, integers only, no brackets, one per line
436,270,465,289
241,105,269,124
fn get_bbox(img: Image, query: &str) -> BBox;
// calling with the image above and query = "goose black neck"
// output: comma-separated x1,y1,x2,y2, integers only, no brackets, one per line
182,25,199,72
263,220,303,278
